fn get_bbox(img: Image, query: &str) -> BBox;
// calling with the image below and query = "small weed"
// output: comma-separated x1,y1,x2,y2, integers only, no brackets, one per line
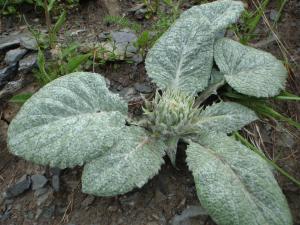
35,43,91,86
232,0,270,44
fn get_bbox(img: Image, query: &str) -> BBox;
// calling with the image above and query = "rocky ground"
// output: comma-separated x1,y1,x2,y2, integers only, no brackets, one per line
0,0,300,225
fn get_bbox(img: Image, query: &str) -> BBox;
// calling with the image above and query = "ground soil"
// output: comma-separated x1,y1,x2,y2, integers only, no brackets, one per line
0,1,300,225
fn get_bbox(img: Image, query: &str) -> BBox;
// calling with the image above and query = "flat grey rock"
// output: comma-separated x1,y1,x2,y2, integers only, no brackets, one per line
4,175,31,199
20,35,38,50
111,30,138,54
31,174,48,190
18,53,38,73
0,35,20,51
134,82,153,93
5,48,28,65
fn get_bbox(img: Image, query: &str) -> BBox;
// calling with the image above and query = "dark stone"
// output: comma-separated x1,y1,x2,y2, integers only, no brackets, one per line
0,64,18,87
4,175,31,199
51,175,60,192
49,167,61,192
31,174,48,190
0,207,11,221
49,167,61,176
4,48,28,65
134,82,153,93
0,77,27,102
18,53,38,73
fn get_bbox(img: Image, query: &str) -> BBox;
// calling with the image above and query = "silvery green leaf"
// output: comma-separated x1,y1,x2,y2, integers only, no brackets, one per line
186,133,292,225
145,15,214,95
214,38,287,97
7,72,128,168
181,0,244,33
197,101,257,134
82,126,166,196
164,136,179,166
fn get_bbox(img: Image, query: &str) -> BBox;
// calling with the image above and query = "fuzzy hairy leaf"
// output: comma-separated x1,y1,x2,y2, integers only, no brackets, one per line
82,126,166,196
197,102,257,134
214,38,287,97
186,133,292,225
181,0,244,33
7,72,128,168
145,14,214,95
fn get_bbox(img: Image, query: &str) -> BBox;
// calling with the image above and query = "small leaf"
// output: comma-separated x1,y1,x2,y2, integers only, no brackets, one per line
186,133,292,225
197,101,257,134
214,38,287,97
145,14,214,95
181,0,245,33
8,72,128,168
164,136,179,166
82,126,166,196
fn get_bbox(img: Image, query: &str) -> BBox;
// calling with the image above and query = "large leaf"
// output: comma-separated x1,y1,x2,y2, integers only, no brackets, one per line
181,0,244,33
82,126,166,196
197,101,257,134
145,14,214,95
186,133,292,225
7,72,128,168
214,38,287,97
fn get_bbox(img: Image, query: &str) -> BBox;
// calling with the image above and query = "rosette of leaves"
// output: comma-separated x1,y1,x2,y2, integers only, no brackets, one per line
7,1,292,225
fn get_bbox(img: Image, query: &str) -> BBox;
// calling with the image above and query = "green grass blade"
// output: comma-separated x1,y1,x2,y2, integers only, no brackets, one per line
52,10,66,35
47,0,56,12
234,132,300,187
66,53,91,73
223,91,300,129
36,49,52,84
62,43,79,58
275,91,300,101
9,93,33,104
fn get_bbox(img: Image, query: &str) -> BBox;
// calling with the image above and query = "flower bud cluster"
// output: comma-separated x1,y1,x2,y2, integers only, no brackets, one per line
143,89,201,138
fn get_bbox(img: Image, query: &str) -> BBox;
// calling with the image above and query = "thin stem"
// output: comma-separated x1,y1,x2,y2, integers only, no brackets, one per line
43,0,54,48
